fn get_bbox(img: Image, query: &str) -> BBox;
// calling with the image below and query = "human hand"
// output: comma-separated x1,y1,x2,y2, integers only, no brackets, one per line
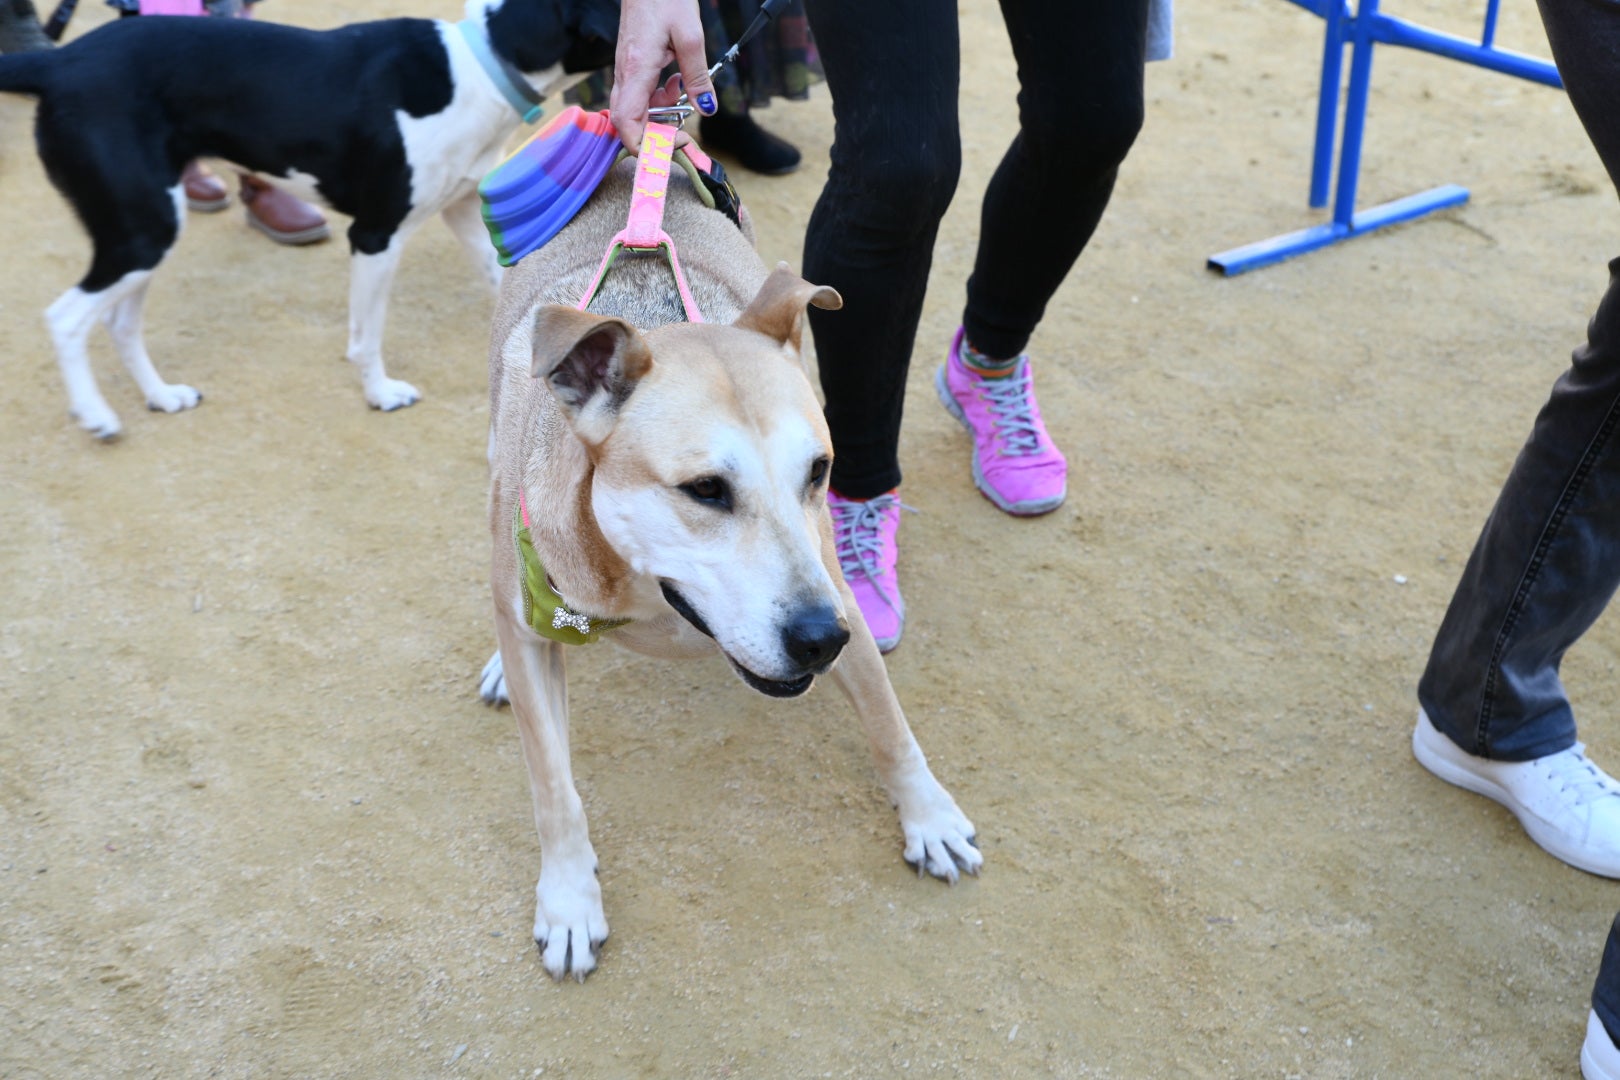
609,0,717,153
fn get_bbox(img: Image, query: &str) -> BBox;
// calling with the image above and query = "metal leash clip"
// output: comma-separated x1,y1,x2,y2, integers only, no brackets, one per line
649,0,790,130
647,103,697,127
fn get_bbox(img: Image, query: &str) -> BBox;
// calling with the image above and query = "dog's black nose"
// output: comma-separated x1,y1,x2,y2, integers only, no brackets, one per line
781,605,850,672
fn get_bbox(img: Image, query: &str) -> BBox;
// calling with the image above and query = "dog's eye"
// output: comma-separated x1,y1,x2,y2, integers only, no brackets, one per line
807,457,830,489
679,476,732,509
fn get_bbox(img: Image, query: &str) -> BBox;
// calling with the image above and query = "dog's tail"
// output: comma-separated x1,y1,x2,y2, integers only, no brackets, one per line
0,49,52,96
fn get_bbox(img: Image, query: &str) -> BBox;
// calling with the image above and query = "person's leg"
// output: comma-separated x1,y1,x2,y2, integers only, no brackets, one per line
936,0,1148,516
801,0,959,651
694,0,800,176
698,107,801,176
1415,0,1620,878
220,0,327,243
239,174,329,246
801,0,960,501
1421,0,1620,762
1419,263,1620,760
182,161,230,212
962,0,1148,360
1587,912,1620,1079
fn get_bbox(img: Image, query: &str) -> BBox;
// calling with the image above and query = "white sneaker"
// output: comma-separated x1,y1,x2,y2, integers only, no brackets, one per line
1584,1010,1620,1080
1413,708,1620,878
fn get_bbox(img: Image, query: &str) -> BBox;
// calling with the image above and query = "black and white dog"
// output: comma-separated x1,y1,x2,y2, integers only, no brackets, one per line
0,0,615,439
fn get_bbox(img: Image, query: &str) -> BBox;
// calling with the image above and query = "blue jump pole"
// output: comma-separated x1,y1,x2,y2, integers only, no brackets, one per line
1308,0,1351,208
1208,0,1561,276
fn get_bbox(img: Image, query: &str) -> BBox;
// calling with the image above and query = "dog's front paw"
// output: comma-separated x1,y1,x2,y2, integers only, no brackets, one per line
533,866,609,982
897,782,982,884
365,377,421,412
145,382,202,414
479,649,508,706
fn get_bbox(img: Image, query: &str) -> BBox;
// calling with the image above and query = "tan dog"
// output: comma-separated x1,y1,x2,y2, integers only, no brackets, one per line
480,159,981,981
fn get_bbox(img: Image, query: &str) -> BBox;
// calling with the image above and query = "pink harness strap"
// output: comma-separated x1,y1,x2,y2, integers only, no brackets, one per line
575,123,704,323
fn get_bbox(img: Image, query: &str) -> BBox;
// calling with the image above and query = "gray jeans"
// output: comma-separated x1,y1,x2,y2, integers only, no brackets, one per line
1419,0,1620,764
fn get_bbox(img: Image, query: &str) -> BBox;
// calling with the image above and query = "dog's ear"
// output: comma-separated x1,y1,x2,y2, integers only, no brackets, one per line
733,263,843,353
531,305,653,444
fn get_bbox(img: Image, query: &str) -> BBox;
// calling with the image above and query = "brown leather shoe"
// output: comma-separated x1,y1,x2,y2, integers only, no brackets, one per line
182,161,230,213
240,175,330,246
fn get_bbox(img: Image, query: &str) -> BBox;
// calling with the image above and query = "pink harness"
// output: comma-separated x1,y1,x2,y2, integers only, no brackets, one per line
574,123,705,324
520,121,705,534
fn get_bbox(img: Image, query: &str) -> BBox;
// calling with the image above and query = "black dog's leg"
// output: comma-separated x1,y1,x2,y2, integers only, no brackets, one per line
37,118,193,437
345,218,421,411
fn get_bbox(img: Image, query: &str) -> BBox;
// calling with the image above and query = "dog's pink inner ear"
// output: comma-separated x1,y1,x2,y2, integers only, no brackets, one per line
734,263,844,349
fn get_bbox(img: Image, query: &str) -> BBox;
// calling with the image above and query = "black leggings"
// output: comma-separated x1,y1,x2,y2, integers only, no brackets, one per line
802,0,1149,499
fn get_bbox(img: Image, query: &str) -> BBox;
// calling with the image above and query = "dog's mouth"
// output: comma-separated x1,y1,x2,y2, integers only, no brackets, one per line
660,582,817,699
660,581,715,638
727,661,815,699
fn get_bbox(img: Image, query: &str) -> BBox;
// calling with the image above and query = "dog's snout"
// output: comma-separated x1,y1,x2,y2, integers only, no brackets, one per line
782,605,850,672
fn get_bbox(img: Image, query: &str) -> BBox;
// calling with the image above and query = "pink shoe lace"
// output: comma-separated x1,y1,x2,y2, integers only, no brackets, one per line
935,326,1067,516
826,489,905,653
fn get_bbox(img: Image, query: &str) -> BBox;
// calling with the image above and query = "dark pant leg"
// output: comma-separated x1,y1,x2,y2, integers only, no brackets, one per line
1418,0,1620,761
1596,912,1620,1044
962,0,1149,359
801,0,960,499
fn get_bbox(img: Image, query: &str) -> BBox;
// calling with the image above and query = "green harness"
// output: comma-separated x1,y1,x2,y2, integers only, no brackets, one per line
514,500,631,646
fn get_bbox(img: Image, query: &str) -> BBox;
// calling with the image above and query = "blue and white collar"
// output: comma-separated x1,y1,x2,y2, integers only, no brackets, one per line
455,18,544,124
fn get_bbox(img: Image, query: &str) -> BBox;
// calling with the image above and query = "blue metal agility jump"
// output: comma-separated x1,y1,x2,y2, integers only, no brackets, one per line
1208,0,1561,276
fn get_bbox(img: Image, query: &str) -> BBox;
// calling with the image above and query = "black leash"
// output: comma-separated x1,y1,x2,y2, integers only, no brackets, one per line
713,0,792,73
40,0,75,42
649,0,792,127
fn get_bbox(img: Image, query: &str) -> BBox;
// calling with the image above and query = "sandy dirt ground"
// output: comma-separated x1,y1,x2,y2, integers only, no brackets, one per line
5,0,1620,1075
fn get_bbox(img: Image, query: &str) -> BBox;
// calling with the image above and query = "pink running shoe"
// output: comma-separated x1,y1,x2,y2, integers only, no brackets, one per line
934,326,1067,516
826,488,905,653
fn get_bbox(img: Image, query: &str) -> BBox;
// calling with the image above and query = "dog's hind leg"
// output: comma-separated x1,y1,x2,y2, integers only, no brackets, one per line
46,272,147,440
493,617,609,981
441,190,502,290
104,276,201,416
346,228,420,412
43,166,184,439
828,602,984,883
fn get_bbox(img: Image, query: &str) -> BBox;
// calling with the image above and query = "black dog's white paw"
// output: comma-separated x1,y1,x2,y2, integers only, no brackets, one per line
479,649,508,706
145,382,202,413
365,377,421,412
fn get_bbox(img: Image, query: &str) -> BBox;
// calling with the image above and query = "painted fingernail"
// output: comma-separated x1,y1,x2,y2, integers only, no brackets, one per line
697,92,716,115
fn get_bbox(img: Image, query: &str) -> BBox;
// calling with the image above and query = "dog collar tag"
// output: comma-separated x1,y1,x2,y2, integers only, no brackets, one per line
552,607,594,635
